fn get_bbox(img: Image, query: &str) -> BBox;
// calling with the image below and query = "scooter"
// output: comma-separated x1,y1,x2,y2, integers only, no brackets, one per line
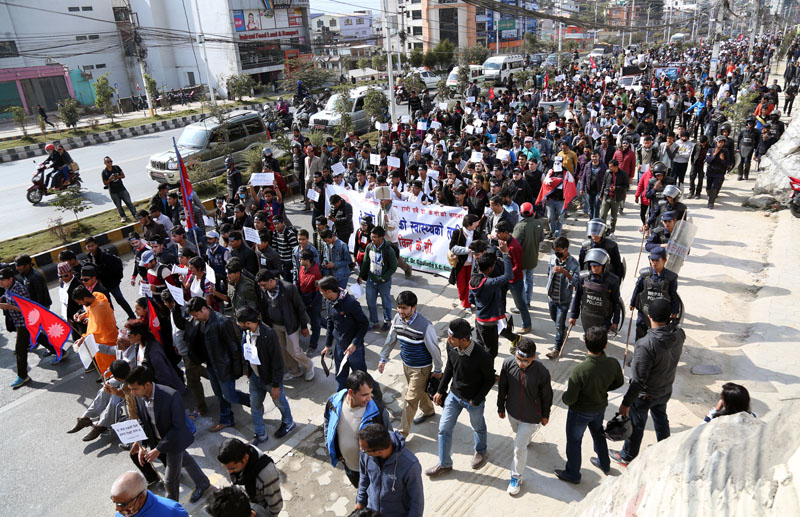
790,176,800,218
292,100,319,131
394,85,407,104
27,161,82,205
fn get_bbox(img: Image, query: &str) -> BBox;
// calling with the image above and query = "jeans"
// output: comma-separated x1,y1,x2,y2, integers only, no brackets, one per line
438,392,487,468
586,192,600,219
508,281,531,328
508,415,539,479
206,363,250,426
522,269,534,306
620,393,672,461
365,278,393,325
110,189,137,219
546,198,564,236
249,372,293,438
548,301,570,350
475,320,517,358
333,344,367,391
563,408,609,481
599,197,620,233
672,162,689,186
182,354,207,413
301,291,322,350
107,283,135,319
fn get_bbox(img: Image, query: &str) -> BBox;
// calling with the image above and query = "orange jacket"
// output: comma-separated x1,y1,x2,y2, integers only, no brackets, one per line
84,292,117,373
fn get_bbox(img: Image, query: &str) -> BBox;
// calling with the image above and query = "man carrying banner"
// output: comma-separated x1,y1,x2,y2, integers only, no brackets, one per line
0,268,33,388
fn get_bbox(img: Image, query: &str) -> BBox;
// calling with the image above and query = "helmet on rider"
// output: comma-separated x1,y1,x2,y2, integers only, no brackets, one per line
45,143,56,153
297,80,302,85
651,161,668,176
224,156,234,167
262,147,273,157
746,117,756,125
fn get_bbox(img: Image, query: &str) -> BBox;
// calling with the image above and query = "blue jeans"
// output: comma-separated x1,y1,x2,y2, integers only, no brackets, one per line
365,278,392,325
206,363,250,426
508,280,531,328
546,198,564,236
563,408,609,481
620,393,672,461
333,344,367,391
302,291,322,349
438,393,487,468
548,300,570,350
249,372,293,438
522,268,534,306
586,192,600,219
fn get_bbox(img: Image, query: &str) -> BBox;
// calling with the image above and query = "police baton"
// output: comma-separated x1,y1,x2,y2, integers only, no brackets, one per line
552,322,575,379
623,310,635,368
634,230,646,274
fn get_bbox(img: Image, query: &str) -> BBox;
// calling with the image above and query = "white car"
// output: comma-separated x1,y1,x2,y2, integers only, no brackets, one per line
308,86,376,134
408,68,441,90
618,75,645,95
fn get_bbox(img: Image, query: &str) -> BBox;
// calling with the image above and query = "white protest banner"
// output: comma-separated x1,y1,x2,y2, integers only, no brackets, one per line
243,226,260,244
375,120,382,131
387,156,401,168
243,337,260,365
392,123,399,131
139,283,152,298
430,121,442,130
417,121,427,131
331,161,346,176
438,102,448,110
400,115,410,123
474,126,484,134
78,343,94,369
369,154,381,166
206,264,216,286
250,173,273,186
547,121,557,131
467,96,476,103
427,169,439,180
496,149,510,162
497,114,505,122
307,189,320,202
636,106,645,114
592,129,601,140
202,215,215,228
470,151,483,162
473,119,483,127
111,420,148,444
326,184,466,277
167,283,185,306
380,122,390,131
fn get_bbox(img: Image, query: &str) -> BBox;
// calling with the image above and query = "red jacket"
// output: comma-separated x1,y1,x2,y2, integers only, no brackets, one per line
635,170,653,206
613,148,636,179
298,263,322,295
506,236,523,283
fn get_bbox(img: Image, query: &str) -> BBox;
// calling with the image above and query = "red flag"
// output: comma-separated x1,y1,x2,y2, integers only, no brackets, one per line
534,170,578,213
544,72,549,89
489,86,495,100
8,293,71,359
173,138,196,229
589,56,596,69
737,33,743,41
146,297,162,344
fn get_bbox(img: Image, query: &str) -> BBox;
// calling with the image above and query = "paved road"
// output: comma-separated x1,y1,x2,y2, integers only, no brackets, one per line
0,127,184,241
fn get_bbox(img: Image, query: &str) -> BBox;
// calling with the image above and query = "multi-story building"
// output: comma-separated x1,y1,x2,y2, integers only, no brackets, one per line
310,12,375,44
0,0,312,116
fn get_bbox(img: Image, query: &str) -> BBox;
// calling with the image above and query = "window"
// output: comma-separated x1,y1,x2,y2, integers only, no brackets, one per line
356,17,364,24
330,19,337,27
75,35,88,41
412,10,422,19
243,118,265,136
344,19,352,25
412,26,422,35
317,20,323,28
81,6,93,11
226,123,247,142
68,6,80,12
95,63,106,69
353,97,364,112
88,34,100,40
413,42,422,50
411,0,420,3
83,65,95,70
0,41,19,58
113,7,129,22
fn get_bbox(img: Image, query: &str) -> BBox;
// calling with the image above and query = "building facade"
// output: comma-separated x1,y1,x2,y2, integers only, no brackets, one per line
311,12,375,44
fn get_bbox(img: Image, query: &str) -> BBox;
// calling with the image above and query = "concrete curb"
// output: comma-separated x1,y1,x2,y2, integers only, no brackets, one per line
0,103,261,164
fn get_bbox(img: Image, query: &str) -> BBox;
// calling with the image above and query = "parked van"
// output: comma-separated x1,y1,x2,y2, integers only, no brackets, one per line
147,110,266,184
309,86,377,134
446,65,485,89
482,55,525,83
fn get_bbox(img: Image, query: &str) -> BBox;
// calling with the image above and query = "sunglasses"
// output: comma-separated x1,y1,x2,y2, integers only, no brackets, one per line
112,489,144,508
80,277,92,282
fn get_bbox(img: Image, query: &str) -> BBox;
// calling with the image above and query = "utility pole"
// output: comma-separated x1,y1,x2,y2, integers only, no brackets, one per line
128,10,155,117
646,6,651,43
666,5,672,42
382,3,396,124
496,11,501,55
557,0,563,53
192,0,216,106
629,0,635,48
398,5,406,71
594,0,598,45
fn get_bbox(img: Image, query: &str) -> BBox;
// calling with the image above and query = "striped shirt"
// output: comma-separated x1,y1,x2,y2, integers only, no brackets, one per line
274,227,298,264
381,311,443,371
2,279,29,328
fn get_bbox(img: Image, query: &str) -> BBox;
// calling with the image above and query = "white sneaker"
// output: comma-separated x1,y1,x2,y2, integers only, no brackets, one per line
283,371,302,381
304,367,315,381
507,476,522,495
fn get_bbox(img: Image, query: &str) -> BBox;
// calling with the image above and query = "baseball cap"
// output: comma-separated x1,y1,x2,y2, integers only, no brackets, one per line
139,250,155,265
661,211,675,222
206,230,220,239
648,247,667,261
0,267,16,280
521,202,534,216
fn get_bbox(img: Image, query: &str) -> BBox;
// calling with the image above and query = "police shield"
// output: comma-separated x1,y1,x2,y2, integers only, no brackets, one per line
664,219,698,275
733,151,742,172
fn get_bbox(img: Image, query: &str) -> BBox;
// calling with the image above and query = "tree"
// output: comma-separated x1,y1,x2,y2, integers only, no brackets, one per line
143,73,158,112
409,48,424,68
371,53,385,71
464,45,490,65
357,57,371,70
280,59,334,91
59,98,80,130
52,186,90,225
94,74,116,121
363,88,389,122
433,40,455,70
402,72,426,94
423,50,437,70
225,74,256,102
457,60,471,93
435,77,454,101
7,106,28,137
515,69,534,89
332,84,355,138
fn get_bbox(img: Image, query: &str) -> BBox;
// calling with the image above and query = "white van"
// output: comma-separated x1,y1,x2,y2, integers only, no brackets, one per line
309,86,377,134
446,65,486,89
482,55,525,84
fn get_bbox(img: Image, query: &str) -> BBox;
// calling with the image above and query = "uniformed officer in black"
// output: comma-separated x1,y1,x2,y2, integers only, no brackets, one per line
736,118,759,181
569,248,622,333
645,184,686,231
578,218,625,280
644,211,676,253
643,162,675,221
630,247,679,340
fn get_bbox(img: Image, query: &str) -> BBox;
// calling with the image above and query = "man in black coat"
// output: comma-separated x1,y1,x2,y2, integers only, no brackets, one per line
329,195,354,247
84,237,135,319
126,366,211,503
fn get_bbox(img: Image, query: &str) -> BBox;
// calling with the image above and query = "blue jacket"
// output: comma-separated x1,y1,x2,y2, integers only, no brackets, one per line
325,289,369,350
468,255,513,323
116,490,188,516
357,432,424,517
323,238,352,286
323,389,391,466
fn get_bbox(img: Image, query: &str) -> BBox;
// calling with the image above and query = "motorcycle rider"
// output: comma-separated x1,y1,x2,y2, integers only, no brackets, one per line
42,143,74,189
630,247,679,340
569,248,622,333
295,97,317,129
578,219,624,280
736,118,759,181
276,97,289,115
296,80,309,103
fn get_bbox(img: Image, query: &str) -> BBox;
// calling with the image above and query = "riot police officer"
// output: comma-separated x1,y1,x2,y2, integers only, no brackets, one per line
718,122,735,165
568,248,622,333
705,136,731,209
644,211,676,253
578,219,625,280
645,185,686,231
644,162,675,219
630,247,679,340
736,118,759,181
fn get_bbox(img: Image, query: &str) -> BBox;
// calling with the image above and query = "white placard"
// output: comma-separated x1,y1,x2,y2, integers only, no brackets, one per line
497,114,505,122
392,123,399,131
380,122,390,131
547,122,557,131
473,119,483,127
438,102,448,110
78,342,94,369
497,317,506,335
474,126,483,134
369,154,381,166
243,336,260,365
430,121,442,129
202,215,215,227
417,121,427,131
84,333,98,357
111,420,148,444
427,169,439,180
605,75,612,83
465,107,472,114
139,283,152,298
464,125,474,134
592,129,601,140
496,149,510,161
206,264,216,286
243,226,260,244
400,115,410,123
467,96,476,103
470,151,483,162
307,189,320,202
553,161,563,172
636,106,645,114
387,156,401,168
589,109,597,117
331,162,346,176
250,173,273,186
166,283,185,306
375,120,382,130
510,101,518,108
348,283,365,299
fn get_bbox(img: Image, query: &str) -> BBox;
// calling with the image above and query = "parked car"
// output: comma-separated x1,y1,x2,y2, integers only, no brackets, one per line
618,74,645,95
529,53,547,67
147,110,266,185
407,68,442,90
482,54,525,83
308,86,377,134
446,65,485,89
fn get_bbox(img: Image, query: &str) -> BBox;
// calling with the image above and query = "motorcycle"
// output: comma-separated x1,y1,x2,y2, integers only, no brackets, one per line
260,104,291,136
394,85,407,104
292,100,319,131
27,161,82,205
790,176,800,218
